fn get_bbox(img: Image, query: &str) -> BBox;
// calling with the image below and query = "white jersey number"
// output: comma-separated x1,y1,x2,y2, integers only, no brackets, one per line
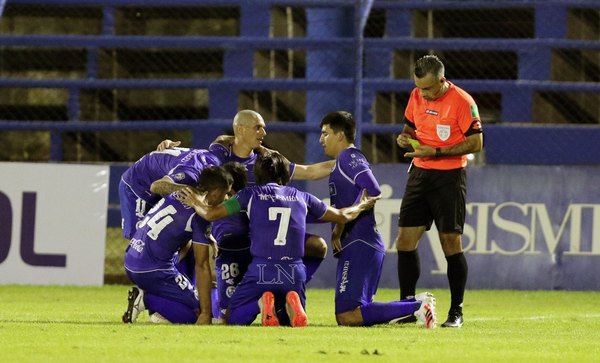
268,207,291,246
138,199,177,240
221,262,240,280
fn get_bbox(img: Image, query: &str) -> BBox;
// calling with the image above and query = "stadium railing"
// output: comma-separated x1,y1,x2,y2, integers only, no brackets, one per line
1,0,599,164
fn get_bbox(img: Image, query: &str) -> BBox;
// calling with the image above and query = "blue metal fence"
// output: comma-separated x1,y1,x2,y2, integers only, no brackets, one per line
1,0,599,164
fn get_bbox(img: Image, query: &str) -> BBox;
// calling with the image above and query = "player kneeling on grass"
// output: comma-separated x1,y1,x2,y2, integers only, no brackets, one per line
122,166,234,325
319,111,437,328
178,152,379,327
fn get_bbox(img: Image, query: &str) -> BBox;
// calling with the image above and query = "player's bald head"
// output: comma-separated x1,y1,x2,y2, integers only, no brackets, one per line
233,110,263,128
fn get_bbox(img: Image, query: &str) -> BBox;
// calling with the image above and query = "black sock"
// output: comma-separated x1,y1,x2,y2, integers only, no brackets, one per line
397,250,420,300
446,252,468,311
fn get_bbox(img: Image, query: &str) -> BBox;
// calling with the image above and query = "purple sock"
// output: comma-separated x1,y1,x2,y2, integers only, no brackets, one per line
227,301,259,325
211,287,220,319
360,300,421,326
145,293,197,324
303,256,324,283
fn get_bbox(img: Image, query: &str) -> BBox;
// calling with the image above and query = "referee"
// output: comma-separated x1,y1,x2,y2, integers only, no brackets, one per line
394,54,483,328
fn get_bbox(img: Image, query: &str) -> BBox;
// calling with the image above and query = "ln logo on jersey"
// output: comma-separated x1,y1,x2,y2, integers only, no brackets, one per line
425,109,438,116
436,124,450,141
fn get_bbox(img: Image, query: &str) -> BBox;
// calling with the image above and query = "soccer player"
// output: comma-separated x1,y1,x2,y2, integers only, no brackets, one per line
395,54,483,328
319,111,437,328
211,161,250,321
122,166,233,324
119,146,222,317
178,152,379,327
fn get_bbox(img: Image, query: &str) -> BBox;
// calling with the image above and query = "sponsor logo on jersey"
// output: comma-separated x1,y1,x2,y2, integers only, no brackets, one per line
425,109,438,116
338,260,350,293
257,193,298,202
349,157,367,169
129,238,145,253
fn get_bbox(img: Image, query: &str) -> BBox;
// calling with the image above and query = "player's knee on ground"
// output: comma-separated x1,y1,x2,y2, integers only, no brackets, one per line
335,308,364,326
304,235,327,258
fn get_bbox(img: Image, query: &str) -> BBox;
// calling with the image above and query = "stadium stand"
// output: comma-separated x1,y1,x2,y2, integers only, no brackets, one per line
0,0,599,164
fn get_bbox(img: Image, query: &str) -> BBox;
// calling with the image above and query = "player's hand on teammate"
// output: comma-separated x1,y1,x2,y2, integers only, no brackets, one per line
359,189,381,211
156,139,181,151
330,222,344,258
176,187,209,216
331,237,342,258
213,135,235,147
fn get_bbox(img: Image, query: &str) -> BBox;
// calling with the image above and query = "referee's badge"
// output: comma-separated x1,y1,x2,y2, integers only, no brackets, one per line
436,124,450,141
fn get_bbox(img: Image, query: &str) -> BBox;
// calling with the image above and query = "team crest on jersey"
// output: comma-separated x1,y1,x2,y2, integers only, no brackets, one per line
172,172,186,181
436,124,450,141
328,182,337,197
425,109,438,116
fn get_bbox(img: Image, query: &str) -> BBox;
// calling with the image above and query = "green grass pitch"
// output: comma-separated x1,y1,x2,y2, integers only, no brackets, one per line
1,285,599,362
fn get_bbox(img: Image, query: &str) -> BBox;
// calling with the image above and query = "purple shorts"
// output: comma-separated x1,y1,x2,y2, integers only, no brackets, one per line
335,241,385,314
227,258,306,325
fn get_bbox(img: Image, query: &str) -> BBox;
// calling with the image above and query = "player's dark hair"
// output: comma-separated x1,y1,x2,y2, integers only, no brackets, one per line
222,161,247,192
254,153,290,186
319,111,356,143
197,166,233,192
414,54,445,79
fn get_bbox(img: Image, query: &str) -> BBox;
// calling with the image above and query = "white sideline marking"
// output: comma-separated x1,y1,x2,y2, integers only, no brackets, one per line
469,314,600,321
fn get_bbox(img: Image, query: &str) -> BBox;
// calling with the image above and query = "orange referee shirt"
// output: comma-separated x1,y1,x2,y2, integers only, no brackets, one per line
405,81,482,170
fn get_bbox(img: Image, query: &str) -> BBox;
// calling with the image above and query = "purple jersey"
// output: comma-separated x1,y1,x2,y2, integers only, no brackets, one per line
329,147,384,251
124,194,211,273
121,148,220,203
209,143,258,185
208,143,298,249
209,143,297,187
235,183,328,260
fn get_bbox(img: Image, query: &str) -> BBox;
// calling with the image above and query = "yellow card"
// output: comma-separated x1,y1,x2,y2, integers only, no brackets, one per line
408,138,420,149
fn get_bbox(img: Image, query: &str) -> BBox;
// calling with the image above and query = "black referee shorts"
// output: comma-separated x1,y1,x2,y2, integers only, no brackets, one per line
398,166,466,233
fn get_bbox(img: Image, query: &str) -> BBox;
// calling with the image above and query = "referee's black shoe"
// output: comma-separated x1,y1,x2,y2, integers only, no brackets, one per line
441,308,463,328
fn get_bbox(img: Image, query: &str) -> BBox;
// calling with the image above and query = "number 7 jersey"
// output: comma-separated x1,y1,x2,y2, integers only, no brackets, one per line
234,183,328,260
